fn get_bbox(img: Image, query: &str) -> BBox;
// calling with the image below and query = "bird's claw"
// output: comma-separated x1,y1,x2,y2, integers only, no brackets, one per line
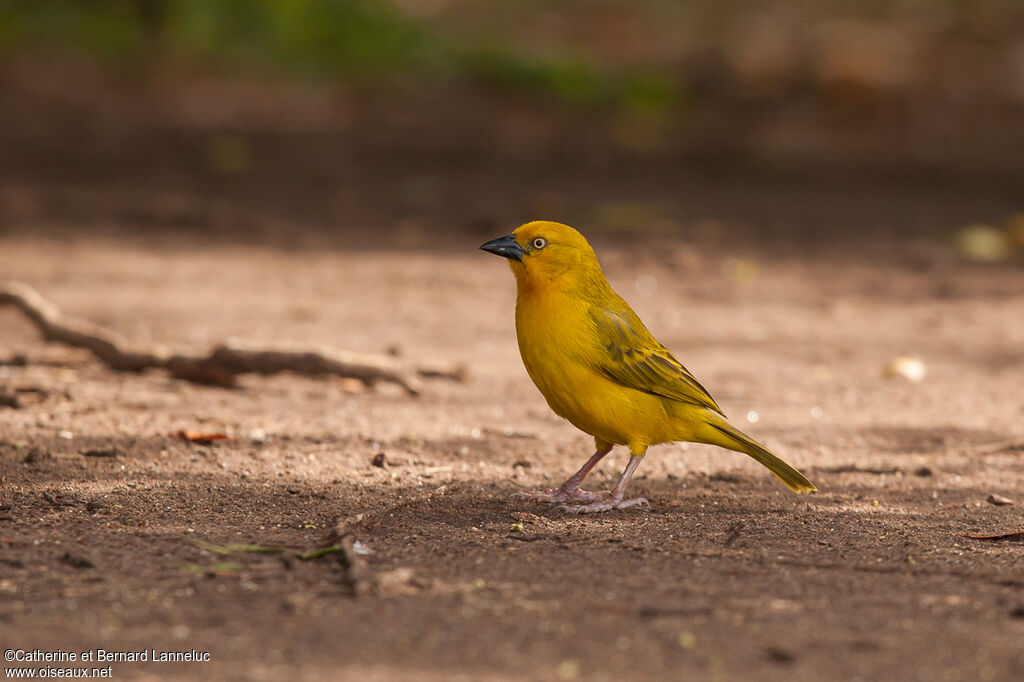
509,487,608,504
555,497,649,515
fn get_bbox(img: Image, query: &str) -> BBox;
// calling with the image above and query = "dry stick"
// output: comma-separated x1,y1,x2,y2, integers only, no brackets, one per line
971,438,1024,455
1,281,464,394
337,535,373,597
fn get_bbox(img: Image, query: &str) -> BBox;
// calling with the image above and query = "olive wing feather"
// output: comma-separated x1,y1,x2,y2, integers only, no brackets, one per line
589,304,725,416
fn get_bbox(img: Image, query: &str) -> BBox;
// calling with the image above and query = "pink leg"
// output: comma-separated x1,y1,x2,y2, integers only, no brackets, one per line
556,454,649,514
510,445,612,504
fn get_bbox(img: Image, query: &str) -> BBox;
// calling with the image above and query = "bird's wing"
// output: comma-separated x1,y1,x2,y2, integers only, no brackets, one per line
589,304,725,416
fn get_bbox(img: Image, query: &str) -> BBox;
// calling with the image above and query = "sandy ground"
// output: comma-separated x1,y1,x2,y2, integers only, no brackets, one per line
1,60,1023,679
2,220,1023,680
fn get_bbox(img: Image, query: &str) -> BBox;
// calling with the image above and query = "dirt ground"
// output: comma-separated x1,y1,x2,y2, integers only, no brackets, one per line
2,71,1024,681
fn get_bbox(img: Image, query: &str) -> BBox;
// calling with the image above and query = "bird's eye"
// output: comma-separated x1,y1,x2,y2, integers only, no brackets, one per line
532,237,547,250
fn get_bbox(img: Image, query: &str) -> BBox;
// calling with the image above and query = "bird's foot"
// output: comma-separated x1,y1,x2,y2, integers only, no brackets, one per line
555,495,649,515
510,486,608,504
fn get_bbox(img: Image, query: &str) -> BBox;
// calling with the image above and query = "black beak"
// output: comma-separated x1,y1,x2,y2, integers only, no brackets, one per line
479,234,526,262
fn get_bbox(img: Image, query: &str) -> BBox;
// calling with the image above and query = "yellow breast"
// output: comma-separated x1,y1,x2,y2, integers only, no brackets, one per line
514,288,690,448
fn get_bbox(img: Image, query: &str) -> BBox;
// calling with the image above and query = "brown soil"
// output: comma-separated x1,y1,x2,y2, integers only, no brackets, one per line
2,72,1024,681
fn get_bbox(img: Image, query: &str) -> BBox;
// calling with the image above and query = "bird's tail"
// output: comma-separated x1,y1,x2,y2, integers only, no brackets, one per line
697,417,816,493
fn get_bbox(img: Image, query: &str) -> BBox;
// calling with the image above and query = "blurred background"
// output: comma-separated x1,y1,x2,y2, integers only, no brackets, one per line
1,0,1022,258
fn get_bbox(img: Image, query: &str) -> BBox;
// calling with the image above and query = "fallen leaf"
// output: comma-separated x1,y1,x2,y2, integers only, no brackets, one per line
174,430,233,445
987,494,1015,506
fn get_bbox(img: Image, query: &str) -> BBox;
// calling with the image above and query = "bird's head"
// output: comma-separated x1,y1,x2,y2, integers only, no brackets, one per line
479,221,605,293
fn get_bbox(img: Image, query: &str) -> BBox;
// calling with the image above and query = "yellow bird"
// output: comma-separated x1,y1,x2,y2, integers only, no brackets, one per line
480,221,815,514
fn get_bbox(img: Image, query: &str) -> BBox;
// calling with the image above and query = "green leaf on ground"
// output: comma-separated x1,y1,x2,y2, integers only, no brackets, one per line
194,540,287,555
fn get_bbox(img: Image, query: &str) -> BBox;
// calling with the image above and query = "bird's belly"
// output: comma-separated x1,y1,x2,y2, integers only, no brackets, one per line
515,291,696,448
522,350,681,447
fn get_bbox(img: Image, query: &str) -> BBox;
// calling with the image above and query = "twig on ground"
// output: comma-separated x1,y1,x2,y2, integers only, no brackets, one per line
337,535,373,597
815,465,901,475
1,280,464,394
963,530,1024,541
